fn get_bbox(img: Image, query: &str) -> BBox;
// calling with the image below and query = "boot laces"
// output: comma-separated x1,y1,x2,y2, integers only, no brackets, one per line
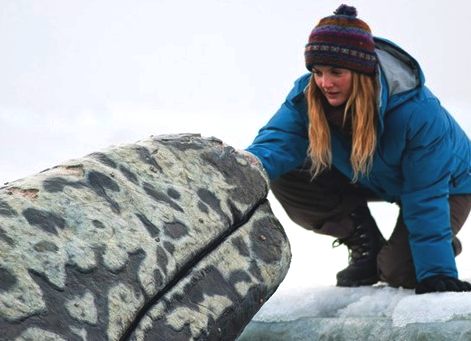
333,224,371,263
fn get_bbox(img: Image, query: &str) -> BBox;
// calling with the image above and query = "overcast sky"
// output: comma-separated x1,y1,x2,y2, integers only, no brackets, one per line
1,0,470,288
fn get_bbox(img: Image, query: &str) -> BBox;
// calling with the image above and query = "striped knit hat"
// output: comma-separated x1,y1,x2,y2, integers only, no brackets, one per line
304,5,377,75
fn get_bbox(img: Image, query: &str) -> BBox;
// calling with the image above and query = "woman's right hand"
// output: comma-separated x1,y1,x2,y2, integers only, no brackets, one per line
237,150,269,183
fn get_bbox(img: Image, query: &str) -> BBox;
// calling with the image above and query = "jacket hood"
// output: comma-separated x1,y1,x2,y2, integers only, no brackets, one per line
374,37,425,136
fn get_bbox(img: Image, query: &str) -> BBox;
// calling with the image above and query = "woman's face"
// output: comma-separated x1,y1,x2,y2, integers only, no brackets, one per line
312,66,353,107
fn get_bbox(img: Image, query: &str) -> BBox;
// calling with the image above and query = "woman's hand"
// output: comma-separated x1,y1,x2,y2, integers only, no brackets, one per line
415,275,471,294
237,150,269,184
237,150,259,167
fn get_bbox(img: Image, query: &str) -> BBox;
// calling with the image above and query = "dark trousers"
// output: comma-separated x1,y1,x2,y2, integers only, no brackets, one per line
270,164,471,289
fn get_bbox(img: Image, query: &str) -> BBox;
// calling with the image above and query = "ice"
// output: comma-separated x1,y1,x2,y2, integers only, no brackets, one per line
238,285,471,340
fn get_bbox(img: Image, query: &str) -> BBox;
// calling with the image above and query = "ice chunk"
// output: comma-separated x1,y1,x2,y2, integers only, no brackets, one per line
238,284,471,340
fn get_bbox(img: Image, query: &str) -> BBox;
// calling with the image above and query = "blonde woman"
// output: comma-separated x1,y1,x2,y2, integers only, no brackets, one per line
246,5,471,294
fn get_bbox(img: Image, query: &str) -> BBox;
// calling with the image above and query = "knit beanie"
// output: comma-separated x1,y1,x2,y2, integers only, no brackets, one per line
304,5,377,75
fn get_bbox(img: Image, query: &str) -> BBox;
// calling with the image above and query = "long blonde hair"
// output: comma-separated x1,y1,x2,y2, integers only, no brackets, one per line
306,72,378,182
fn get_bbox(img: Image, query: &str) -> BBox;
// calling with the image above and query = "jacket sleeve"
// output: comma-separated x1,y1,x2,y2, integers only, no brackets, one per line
400,99,457,282
246,74,311,180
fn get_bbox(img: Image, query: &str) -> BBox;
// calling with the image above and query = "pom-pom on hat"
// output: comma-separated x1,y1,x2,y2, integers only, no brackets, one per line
304,4,377,75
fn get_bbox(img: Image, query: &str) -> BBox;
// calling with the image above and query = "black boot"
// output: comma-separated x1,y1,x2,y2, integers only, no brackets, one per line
334,205,385,287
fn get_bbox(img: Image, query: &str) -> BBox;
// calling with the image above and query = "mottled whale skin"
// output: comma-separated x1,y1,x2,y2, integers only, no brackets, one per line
0,134,291,340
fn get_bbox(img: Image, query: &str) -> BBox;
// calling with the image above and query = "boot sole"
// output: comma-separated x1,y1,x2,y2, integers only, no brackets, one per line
336,275,379,287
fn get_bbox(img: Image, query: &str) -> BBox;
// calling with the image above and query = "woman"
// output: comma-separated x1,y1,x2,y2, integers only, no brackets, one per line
246,5,471,294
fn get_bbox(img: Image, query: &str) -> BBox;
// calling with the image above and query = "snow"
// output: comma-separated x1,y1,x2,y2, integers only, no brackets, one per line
392,292,471,327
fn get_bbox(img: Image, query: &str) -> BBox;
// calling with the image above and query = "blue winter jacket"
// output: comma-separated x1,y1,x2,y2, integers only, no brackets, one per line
247,38,471,282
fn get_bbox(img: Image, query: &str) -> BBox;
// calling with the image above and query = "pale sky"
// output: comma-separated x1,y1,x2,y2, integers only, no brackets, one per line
1,0,470,289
